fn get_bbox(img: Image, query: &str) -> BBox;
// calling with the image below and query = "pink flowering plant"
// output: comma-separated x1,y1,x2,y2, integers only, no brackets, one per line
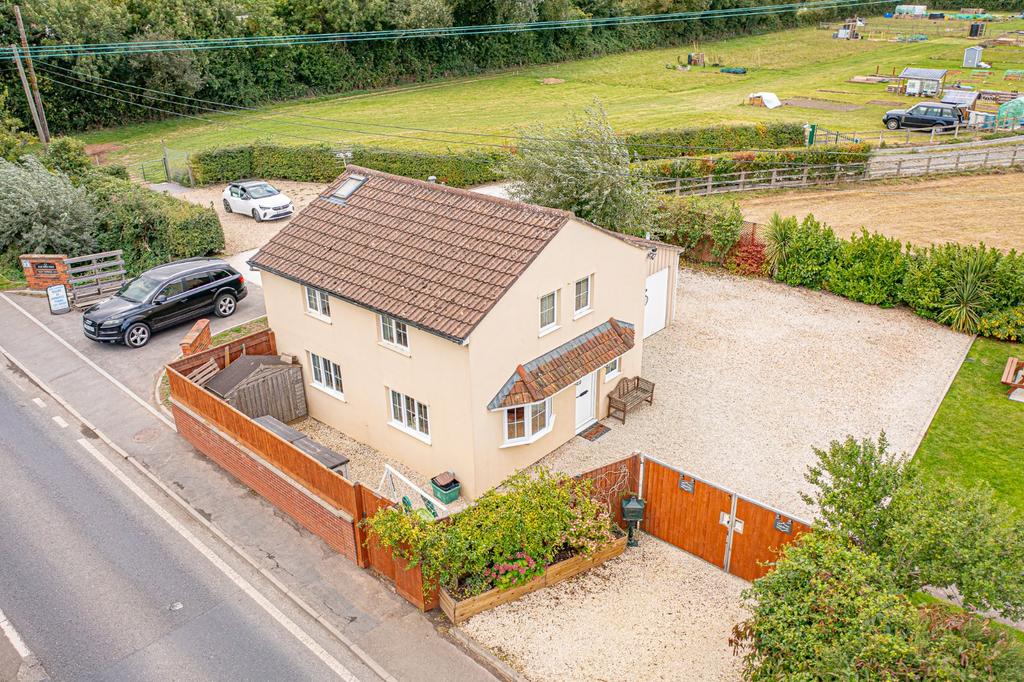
364,468,617,598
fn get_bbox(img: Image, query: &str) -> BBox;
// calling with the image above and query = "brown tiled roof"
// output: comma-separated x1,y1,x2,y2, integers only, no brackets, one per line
488,319,635,409
249,166,574,342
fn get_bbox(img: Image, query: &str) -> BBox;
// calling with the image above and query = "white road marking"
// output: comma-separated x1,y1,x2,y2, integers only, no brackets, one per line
0,294,176,429
73,438,358,681
0,607,33,658
52,416,69,428
31,397,46,409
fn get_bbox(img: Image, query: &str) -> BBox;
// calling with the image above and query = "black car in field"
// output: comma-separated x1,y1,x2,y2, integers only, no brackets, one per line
83,258,247,348
883,102,964,131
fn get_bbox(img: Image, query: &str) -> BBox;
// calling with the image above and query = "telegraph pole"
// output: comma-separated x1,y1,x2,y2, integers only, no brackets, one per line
13,5,50,143
10,45,45,143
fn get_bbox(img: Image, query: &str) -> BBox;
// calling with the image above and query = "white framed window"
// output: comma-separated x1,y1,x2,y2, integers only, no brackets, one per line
539,291,558,335
604,356,621,380
309,351,344,398
502,398,554,447
380,315,409,350
574,275,592,317
389,389,430,443
304,286,330,321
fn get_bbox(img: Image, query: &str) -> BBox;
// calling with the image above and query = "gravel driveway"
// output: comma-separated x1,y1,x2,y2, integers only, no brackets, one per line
540,268,972,517
462,534,747,682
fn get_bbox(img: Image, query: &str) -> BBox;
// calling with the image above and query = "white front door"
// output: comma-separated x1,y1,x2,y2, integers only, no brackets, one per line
643,268,670,339
575,372,596,432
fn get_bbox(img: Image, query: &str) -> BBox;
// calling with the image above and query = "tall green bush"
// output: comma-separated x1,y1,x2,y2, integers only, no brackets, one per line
773,215,838,289
653,195,743,262
824,229,907,307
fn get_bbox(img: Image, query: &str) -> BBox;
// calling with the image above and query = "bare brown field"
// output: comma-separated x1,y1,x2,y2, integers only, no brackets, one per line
740,172,1024,252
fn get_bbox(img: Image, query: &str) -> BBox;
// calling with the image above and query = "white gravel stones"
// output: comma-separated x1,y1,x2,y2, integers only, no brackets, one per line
540,267,972,519
462,534,747,682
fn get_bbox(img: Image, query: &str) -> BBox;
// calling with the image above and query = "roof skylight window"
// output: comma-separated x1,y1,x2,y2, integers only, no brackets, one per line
330,174,367,203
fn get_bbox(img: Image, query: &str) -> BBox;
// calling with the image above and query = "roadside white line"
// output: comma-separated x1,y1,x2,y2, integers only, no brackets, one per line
0,294,176,429
74,438,358,682
0,607,32,659
0,343,396,682
52,415,68,428
31,397,46,409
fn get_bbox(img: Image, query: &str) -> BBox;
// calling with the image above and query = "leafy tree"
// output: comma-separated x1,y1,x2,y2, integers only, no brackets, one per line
503,102,655,233
803,434,1024,621
733,531,1024,681
0,156,97,257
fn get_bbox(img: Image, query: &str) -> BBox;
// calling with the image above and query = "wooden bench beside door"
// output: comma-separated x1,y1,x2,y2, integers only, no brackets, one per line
607,376,655,425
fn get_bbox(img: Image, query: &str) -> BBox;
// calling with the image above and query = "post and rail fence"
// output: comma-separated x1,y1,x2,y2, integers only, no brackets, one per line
652,144,1024,197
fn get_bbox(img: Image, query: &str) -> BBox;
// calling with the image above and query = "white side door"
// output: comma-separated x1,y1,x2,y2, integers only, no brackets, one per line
643,268,670,339
574,372,596,432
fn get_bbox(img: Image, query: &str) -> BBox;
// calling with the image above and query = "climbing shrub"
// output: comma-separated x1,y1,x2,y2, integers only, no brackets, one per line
653,195,743,263
363,468,616,598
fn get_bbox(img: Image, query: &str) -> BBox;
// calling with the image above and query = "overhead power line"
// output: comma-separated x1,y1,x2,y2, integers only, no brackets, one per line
3,0,888,60
36,62,877,160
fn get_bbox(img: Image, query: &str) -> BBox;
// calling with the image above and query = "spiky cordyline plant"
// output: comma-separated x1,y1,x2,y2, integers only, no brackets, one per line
940,250,993,334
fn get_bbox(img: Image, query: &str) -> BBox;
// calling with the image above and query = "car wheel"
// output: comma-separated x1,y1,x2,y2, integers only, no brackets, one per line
223,199,232,213
252,208,263,223
124,322,151,348
885,118,900,130
215,293,237,318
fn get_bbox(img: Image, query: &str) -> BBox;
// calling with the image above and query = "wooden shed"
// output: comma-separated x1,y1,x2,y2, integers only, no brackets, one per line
205,355,308,422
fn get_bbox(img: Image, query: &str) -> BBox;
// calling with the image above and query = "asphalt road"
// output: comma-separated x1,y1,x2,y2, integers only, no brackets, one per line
0,370,360,682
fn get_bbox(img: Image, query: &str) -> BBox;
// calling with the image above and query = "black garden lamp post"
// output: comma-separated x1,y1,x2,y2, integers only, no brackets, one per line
621,496,646,548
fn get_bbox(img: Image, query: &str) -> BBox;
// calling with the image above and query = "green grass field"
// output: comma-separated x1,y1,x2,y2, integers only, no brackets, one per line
79,17,1024,167
916,337,1024,515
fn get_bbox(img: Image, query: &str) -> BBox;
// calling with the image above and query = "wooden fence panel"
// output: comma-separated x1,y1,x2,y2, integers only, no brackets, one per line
576,454,640,529
728,498,811,581
641,459,732,568
360,487,398,583
168,329,276,376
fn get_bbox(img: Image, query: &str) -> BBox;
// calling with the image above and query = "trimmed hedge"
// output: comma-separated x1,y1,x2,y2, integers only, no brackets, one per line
624,123,806,158
190,142,504,188
636,144,871,180
83,173,224,275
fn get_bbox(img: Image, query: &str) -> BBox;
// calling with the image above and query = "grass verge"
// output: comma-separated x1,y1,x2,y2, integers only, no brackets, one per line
915,337,1024,514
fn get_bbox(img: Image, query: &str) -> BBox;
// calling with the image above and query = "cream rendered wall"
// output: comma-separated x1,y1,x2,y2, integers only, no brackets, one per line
465,220,650,494
260,272,478,494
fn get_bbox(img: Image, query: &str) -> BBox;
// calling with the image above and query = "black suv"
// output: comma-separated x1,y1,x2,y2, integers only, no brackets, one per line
83,258,247,348
883,102,963,131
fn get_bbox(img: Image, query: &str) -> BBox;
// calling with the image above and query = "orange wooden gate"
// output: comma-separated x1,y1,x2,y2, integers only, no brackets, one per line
641,459,732,568
636,455,810,581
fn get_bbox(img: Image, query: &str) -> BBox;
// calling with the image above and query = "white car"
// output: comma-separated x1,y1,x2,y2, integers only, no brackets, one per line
222,180,294,222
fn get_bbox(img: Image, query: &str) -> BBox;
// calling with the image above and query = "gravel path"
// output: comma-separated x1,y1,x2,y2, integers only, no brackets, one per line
462,534,747,682
540,268,972,517
172,180,326,254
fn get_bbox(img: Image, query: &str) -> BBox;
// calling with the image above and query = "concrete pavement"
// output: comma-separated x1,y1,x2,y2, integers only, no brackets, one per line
0,291,494,682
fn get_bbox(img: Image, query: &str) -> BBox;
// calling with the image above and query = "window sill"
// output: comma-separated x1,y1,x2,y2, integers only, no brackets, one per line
573,307,593,321
499,417,556,448
378,340,411,357
310,383,346,402
388,420,431,445
538,324,561,339
305,310,332,324
605,370,621,381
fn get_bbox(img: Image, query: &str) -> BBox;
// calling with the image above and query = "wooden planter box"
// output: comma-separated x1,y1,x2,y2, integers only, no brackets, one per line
439,532,628,624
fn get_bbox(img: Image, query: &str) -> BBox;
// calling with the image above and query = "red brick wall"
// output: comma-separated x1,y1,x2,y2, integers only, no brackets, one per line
20,254,70,291
179,319,212,356
172,403,358,561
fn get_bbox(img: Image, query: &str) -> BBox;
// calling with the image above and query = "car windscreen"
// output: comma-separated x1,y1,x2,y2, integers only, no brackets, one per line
118,275,163,302
246,183,279,199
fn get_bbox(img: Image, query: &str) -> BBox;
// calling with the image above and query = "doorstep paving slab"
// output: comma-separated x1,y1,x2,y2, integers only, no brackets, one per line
0,295,493,682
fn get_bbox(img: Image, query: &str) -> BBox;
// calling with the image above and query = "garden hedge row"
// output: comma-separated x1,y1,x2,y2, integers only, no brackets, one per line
190,142,503,187
624,123,806,159
636,144,871,180
765,215,1024,339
